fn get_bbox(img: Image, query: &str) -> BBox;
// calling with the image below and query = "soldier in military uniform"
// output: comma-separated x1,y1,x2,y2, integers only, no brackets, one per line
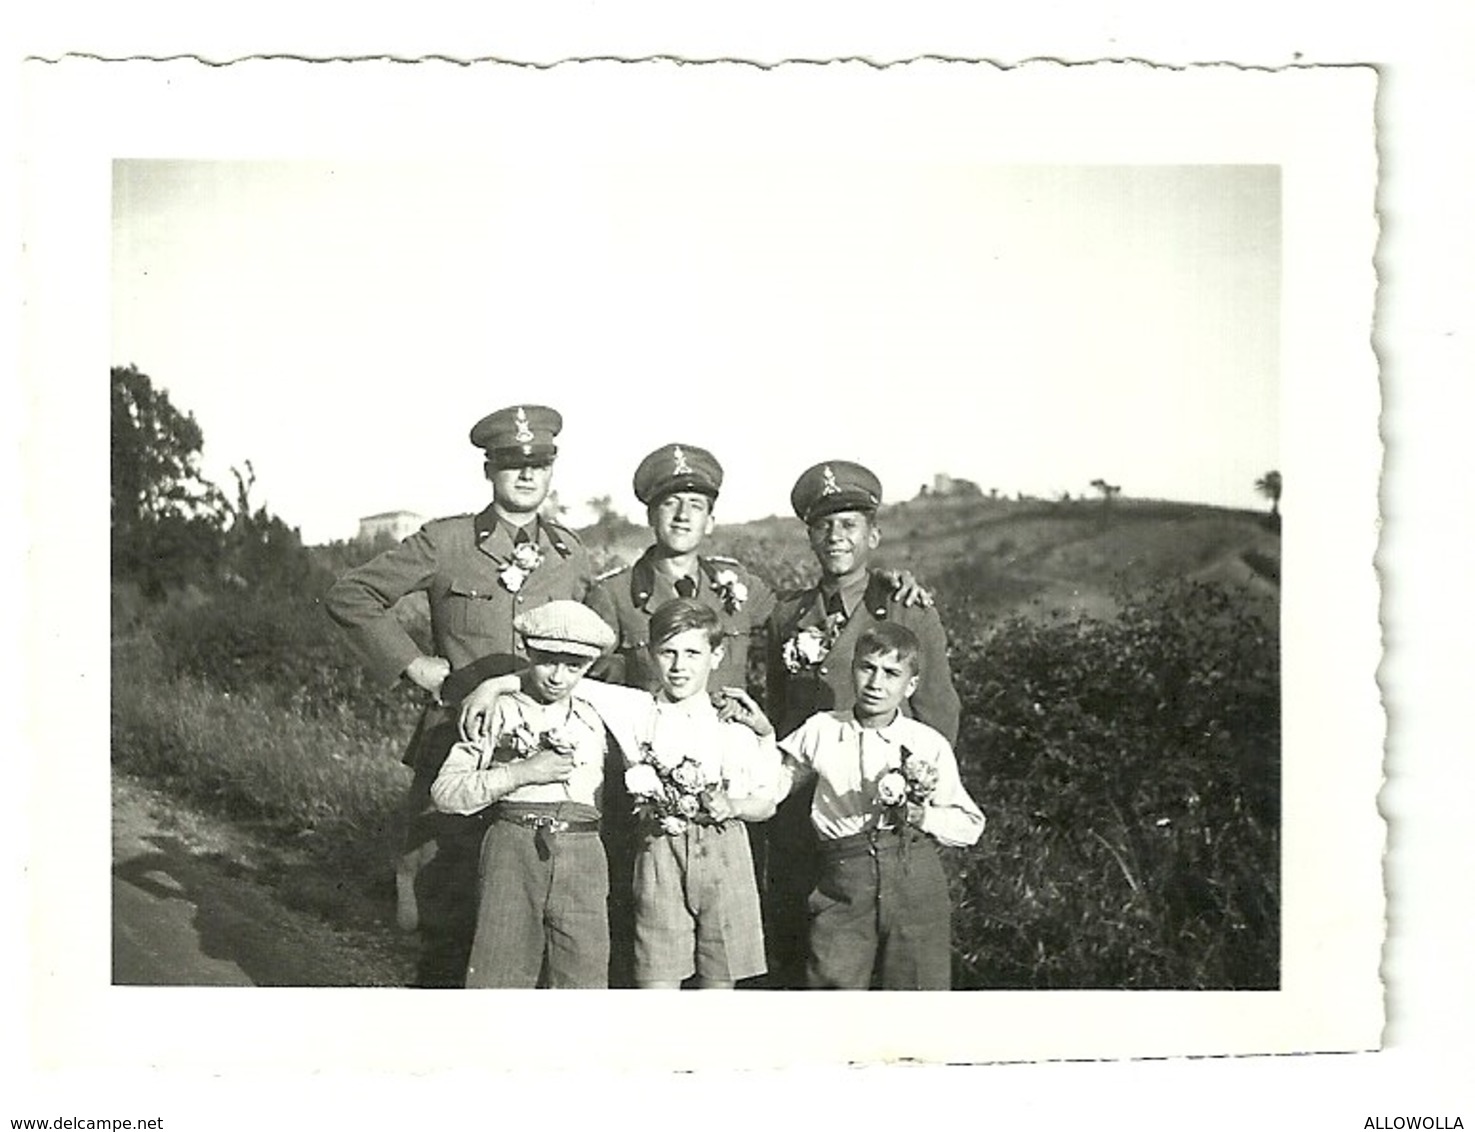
585,443,775,695
761,460,963,988
324,404,594,988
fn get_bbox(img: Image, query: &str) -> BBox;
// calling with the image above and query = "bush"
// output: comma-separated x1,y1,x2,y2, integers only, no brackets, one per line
112,633,409,836
152,589,424,738
947,580,1279,988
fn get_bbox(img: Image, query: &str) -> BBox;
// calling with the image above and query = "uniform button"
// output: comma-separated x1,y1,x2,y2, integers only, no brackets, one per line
516,595,525,603
819,666,828,675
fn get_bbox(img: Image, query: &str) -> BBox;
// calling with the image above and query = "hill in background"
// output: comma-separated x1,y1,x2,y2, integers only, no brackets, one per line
583,494,1280,626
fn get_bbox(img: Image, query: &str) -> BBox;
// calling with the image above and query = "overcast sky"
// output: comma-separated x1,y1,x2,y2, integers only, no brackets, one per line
112,160,1279,544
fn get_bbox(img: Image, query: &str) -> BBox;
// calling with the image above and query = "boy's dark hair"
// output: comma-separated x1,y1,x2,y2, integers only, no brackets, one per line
853,623,922,676
648,597,725,650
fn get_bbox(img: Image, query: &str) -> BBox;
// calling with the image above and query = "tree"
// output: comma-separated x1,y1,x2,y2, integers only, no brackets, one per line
1089,478,1122,505
1254,470,1283,518
111,365,226,594
221,461,317,594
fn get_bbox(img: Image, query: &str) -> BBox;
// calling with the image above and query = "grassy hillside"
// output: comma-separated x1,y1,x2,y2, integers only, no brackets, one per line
597,494,1280,625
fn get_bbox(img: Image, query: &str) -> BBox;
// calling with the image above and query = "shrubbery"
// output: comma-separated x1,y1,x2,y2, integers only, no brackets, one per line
112,631,409,836
945,580,1279,988
151,588,426,739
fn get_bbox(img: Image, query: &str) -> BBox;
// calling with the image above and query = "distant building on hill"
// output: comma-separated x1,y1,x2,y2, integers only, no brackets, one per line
922,473,983,499
356,510,425,543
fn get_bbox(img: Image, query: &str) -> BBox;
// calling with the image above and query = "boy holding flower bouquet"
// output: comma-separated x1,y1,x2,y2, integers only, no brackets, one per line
460,598,781,989
430,600,617,988
770,622,984,990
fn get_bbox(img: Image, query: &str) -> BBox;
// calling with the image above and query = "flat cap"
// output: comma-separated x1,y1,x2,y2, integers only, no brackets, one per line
790,460,883,524
470,405,562,467
633,443,724,505
515,600,617,659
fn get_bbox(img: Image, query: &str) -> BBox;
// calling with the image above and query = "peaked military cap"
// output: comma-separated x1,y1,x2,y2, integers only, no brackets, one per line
470,405,563,468
515,600,616,658
632,443,724,505
791,460,883,523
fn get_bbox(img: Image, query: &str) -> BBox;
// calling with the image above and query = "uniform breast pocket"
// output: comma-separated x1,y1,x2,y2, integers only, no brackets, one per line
443,582,505,638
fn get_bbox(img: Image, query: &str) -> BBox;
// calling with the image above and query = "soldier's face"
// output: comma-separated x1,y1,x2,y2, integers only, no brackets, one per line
487,460,554,514
852,648,920,721
807,510,880,578
650,627,724,702
648,492,715,554
523,649,596,704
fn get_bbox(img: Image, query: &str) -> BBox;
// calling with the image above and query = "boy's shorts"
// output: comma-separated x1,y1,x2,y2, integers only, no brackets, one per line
634,821,766,984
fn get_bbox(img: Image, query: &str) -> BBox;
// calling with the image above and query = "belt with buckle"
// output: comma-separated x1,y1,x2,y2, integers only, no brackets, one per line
818,826,925,862
494,811,601,835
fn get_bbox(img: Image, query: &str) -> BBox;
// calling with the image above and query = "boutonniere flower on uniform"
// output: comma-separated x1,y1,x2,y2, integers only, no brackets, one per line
710,568,749,614
782,606,848,673
498,542,545,593
782,625,830,672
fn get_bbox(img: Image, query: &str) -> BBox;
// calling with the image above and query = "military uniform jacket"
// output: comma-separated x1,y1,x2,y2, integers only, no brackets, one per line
765,569,962,745
585,548,775,692
325,506,594,688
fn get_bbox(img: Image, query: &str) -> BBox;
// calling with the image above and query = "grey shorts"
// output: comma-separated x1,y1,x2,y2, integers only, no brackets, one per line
634,821,766,984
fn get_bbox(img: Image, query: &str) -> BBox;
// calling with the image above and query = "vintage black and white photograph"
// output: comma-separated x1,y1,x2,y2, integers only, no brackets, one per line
27,59,1382,1072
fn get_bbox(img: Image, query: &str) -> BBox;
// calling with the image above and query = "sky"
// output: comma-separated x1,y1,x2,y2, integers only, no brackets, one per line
111,160,1279,544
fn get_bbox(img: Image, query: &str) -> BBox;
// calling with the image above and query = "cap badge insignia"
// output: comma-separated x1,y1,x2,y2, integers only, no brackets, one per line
514,407,534,444
820,465,841,495
671,446,693,476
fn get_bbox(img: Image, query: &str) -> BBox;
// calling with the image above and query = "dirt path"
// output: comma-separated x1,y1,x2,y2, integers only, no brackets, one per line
112,774,415,987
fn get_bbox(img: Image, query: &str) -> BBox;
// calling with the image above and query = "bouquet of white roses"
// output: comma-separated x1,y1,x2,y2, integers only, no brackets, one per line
875,744,941,827
625,742,722,835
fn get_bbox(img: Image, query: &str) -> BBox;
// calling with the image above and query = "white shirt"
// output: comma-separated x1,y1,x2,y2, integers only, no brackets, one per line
431,692,607,814
574,680,780,802
777,710,985,847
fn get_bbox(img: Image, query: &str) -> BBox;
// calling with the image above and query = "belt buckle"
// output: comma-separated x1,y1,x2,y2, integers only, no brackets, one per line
523,814,569,834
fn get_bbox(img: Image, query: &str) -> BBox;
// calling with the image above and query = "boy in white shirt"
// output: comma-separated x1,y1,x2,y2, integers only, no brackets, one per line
767,621,985,989
461,598,780,989
431,600,616,988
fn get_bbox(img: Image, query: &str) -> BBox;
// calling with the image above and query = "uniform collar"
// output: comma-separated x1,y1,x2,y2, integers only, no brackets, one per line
474,508,572,558
630,545,707,610
814,570,889,620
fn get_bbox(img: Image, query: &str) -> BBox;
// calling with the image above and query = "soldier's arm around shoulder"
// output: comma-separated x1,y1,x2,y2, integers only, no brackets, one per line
903,601,963,747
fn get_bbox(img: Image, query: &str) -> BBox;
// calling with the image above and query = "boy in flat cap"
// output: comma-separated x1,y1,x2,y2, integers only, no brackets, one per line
432,601,617,987
459,598,782,990
324,404,594,987
761,460,963,987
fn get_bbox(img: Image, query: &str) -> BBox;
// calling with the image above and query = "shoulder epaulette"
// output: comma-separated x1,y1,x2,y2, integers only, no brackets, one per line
704,554,742,566
595,562,631,582
422,513,473,534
